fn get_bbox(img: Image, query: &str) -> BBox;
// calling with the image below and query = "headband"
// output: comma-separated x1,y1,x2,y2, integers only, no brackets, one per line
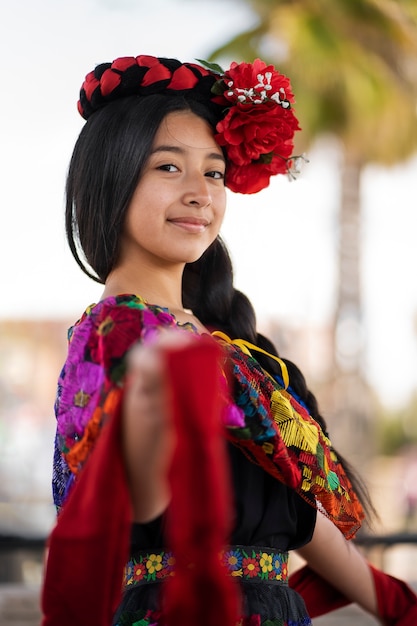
78,55,301,194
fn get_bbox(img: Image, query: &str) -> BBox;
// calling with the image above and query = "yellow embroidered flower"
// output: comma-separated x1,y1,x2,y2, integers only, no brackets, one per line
146,554,163,574
74,390,90,408
97,315,115,336
260,553,273,573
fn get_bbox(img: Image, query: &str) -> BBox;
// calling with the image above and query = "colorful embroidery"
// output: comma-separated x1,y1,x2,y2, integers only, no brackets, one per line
53,294,364,537
216,338,364,539
124,546,289,587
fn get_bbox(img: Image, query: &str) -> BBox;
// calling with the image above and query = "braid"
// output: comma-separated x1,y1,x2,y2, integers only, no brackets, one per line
183,241,376,521
183,237,257,342
78,55,224,121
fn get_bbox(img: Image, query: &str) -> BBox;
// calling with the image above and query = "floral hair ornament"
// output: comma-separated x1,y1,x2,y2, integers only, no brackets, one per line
77,55,306,194
199,58,306,194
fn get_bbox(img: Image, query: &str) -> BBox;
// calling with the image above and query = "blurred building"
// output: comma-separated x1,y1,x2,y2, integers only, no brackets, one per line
0,319,71,537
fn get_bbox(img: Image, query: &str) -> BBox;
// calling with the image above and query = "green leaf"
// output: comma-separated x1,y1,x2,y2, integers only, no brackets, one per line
327,470,340,490
210,79,227,96
195,58,225,75
258,152,274,164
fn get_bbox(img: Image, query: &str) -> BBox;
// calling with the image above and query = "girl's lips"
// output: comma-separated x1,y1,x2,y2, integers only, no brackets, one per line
168,217,210,233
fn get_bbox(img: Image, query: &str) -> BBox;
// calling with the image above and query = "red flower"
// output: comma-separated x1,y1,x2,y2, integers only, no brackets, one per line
133,564,145,582
216,102,298,166
225,156,289,194
242,557,260,578
223,59,296,107
210,57,302,193
87,304,144,376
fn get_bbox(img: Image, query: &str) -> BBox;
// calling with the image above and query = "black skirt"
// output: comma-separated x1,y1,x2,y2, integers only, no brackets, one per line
113,545,311,626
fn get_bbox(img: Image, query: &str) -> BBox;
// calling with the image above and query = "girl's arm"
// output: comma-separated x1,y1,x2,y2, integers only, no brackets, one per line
295,511,417,624
296,510,381,620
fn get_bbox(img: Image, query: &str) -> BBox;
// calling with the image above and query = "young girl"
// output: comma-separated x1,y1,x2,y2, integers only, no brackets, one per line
42,54,417,626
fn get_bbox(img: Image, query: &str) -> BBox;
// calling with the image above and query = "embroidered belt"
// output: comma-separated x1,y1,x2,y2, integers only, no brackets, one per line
124,545,289,588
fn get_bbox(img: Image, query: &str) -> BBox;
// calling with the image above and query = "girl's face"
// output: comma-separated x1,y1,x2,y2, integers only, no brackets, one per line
118,110,227,272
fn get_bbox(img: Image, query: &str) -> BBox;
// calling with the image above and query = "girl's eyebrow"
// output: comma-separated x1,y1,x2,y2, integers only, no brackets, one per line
151,144,225,163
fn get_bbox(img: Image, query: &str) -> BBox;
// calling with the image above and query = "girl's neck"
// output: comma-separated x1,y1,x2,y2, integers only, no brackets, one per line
101,264,208,333
102,264,184,312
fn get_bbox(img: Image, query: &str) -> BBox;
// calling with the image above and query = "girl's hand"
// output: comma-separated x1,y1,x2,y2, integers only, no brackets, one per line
122,330,193,522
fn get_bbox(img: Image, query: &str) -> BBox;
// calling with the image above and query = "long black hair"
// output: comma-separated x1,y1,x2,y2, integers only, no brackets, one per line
66,94,375,520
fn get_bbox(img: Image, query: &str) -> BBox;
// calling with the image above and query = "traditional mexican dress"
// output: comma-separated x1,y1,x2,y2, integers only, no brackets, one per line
47,295,364,626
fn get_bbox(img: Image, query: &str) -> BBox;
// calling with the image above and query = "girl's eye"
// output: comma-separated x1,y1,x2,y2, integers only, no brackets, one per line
206,170,225,180
158,164,179,172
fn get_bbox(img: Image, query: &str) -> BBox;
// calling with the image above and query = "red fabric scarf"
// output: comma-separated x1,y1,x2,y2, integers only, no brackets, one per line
41,387,131,625
162,338,239,626
289,563,417,625
41,338,239,626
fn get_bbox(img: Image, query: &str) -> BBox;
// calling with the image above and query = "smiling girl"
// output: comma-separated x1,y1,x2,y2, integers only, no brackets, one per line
42,54,417,626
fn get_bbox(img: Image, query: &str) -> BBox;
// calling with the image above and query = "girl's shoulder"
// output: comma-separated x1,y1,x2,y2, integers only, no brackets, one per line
55,294,196,481
74,293,177,330
69,293,198,348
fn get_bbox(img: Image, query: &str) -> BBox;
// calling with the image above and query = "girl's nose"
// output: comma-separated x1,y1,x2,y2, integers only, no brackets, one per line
182,174,212,207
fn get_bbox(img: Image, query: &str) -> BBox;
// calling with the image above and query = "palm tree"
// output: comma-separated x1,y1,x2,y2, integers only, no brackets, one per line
205,0,417,459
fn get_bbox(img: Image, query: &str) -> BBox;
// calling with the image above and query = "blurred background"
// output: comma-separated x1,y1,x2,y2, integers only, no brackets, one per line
1,0,417,618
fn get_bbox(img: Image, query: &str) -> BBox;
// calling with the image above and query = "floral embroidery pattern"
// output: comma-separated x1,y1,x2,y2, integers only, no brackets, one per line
124,546,289,587
125,550,176,586
216,338,365,539
53,294,363,538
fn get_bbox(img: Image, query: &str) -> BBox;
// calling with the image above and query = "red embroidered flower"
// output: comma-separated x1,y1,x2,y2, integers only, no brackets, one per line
242,557,260,578
156,566,169,579
133,563,145,582
86,304,143,376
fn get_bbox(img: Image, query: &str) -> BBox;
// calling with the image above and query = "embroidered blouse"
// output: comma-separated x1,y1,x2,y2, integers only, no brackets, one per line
52,294,364,540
